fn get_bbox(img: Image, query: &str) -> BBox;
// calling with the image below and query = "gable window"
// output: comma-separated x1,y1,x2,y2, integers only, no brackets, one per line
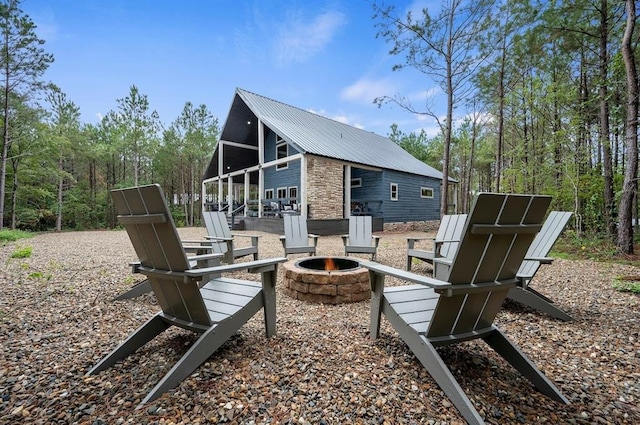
390,183,398,201
265,189,274,199
421,187,434,198
277,187,287,199
351,177,362,188
276,135,288,170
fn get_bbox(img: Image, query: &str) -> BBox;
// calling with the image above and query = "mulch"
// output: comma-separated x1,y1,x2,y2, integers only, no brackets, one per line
0,227,639,424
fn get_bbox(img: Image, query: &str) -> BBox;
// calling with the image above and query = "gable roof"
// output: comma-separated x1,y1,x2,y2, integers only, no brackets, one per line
206,88,446,180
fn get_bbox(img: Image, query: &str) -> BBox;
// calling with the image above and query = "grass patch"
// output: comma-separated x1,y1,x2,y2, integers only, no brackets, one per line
613,276,640,294
0,229,34,244
11,246,32,259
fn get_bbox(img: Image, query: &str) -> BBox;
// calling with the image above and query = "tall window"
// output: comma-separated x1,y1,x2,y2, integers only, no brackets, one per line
288,186,298,199
390,183,398,201
276,135,288,170
277,187,287,199
265,189,274,199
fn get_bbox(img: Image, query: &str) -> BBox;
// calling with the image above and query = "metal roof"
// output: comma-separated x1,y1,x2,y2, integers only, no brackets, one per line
209,88,446,180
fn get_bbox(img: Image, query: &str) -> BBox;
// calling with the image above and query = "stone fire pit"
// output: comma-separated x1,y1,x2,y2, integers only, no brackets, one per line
282,256,370,304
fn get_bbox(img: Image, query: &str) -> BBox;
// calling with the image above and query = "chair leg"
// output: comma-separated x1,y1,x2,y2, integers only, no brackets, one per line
406,255,413,271
87,314,170,375
507,287,573,321
369,272,384,339
261,270,277,338
113,279,152,301
411,335,485,425
483,327,569,404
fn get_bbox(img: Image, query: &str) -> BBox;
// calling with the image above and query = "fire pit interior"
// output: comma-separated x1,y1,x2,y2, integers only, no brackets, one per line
282,256,370,304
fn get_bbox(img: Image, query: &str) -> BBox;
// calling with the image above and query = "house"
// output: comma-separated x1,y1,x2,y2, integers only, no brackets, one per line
201,88,451,234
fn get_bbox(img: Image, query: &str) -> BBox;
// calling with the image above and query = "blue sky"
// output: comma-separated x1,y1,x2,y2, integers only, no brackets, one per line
23,0,442,137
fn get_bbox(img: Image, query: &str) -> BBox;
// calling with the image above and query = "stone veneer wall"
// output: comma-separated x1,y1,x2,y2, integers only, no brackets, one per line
306,155,343,219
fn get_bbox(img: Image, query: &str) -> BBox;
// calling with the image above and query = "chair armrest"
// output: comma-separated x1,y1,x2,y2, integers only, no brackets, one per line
189,253,224,262
340,235,348,246
184,257,288,276
524,256,553,264
308,234,320,247
373,235,381,248
359,260,451,290
204,236,234,241
230,233,261,239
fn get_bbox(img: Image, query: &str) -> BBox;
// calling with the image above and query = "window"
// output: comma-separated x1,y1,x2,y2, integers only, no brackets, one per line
265,189,274,199
276,135,288,170
288,186,298,199
277,187,287,199
421,187,434,198
351,177,362,188
390,183,398,201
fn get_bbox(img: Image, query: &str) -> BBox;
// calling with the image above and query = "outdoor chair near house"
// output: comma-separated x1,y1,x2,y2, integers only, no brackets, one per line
341,215,381,260
406,214,467,271
508,211,573,321
407,211,574,321
87,184,286,408
113,236,222,301
280,214,319,256
200,210,260,265
360,193,568,425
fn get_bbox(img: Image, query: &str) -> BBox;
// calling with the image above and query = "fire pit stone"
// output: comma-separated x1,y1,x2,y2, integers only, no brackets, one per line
282,256,371,304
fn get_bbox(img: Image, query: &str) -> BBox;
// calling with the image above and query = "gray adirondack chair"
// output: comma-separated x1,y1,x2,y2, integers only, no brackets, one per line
280,215,319,256
508,211,573,321
202,211,259,264
361,193,568,425
113,240,221,301
87,184,285,408
341,216,381,260
406,214,467,271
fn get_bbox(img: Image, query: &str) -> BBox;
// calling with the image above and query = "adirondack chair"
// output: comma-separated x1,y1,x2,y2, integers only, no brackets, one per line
113,240,221,301
341,216,381,260
201,211,259,264
508,211,573,321
361,193,568,425
406,214,467,271
87,184,285,408
280,215,319,256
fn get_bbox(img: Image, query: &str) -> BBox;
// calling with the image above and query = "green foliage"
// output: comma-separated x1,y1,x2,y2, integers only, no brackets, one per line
10,245,33,259
613,277,640,294
0,229,34,243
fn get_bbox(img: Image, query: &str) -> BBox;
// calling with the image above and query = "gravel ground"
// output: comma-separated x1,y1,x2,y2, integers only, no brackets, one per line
1,227,639,425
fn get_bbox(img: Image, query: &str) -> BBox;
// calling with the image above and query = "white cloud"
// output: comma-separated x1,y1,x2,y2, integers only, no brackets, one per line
340,77,398,105
276,10,346,67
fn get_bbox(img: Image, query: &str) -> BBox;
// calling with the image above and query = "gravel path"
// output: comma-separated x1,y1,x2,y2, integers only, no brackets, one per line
1,227,639,424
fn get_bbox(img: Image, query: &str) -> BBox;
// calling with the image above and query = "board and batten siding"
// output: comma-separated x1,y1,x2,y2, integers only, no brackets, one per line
263,130,301,200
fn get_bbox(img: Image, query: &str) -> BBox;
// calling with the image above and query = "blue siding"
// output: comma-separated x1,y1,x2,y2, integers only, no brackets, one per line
381,170,441,222
350,168,440,222
264,130,301,202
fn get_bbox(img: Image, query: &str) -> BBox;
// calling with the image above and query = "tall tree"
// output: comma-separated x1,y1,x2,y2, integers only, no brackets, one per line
373,0,493,216
616,0,638,254
0,0,53,229
47,88,81,231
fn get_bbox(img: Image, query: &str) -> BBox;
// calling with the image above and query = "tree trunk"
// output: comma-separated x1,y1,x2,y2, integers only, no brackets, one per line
617,0,638,254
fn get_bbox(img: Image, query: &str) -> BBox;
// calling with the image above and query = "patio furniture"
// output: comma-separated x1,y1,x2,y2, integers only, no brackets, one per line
508,211,573,321
361,193,568,425
201,210,260,264
280,215,319,256
87,184,285,408
341,215,381,260
406,214,467,271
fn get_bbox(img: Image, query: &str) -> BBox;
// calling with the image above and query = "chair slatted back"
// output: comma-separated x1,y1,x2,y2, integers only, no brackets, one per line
518,211,572,279
203,211,232,254
436,214,467,259
283,215,309,247
428,193,551,339
111,184,211,325
348,216,372,246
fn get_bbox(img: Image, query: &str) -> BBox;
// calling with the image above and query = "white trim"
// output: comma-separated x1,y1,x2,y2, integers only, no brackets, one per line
351,177,362,188
390,183,398,201
265,188,274,199
277,187,287,199
420,186,434,199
